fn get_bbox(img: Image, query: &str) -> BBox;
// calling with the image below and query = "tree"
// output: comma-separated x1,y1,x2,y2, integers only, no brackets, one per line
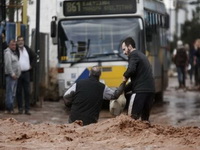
181,7,200,45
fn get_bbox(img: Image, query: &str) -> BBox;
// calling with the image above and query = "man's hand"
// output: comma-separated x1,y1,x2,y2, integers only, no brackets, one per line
11,75,18,80
123,76,128,82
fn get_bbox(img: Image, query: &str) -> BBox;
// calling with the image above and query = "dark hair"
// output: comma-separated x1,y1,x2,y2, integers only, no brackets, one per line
9,39,16,44
123,37,135,48
90,66,101,79
17,35,24,40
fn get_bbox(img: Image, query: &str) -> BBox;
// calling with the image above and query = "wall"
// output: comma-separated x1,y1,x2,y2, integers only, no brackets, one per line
27,0,58,68
27,0,59,99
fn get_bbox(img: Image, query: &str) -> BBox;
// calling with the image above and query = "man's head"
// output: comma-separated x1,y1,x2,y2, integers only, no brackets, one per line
17,35,25,48
1,33,5,39
9,40,16,51
122,37,136,56
177,40,183,49
89,66,101,80
195,39,200,48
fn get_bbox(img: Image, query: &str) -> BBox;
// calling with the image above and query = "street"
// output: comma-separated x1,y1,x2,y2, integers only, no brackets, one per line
151,76,200,127
0,77,200,127
1,76,200,150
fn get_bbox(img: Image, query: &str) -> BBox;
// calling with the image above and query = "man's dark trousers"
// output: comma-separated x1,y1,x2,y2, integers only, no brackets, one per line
17,71,30,113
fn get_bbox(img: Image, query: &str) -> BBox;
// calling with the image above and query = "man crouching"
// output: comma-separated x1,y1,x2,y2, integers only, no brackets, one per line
63,66,126,126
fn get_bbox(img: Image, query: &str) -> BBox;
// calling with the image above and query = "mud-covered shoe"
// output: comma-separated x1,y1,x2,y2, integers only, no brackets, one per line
4,110,10,114
25,111,31,115
18,110,23,114
10,110,15,114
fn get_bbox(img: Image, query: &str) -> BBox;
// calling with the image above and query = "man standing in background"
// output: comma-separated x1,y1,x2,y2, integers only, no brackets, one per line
16,35,36,115
194,39,200,89
173,40,188,89
4,40,21,113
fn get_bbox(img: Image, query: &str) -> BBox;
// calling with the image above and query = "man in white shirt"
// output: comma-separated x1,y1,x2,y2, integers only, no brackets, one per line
16,35,36,115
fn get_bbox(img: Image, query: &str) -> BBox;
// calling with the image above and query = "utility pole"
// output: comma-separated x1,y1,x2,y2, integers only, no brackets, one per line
33,0,40,105
175,0,179,39
175,0,188,39
0,0,6,108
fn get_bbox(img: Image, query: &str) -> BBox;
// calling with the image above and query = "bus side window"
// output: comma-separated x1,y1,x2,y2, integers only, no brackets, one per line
159,15,162,27
144,11,148,26
145,12,152,42
162,15,165,28
157,14,160,26
153,13,157,33
165,14,170,29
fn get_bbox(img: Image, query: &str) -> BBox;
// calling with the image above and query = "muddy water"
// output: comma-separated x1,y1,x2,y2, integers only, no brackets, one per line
151,77,200,127
0,77,200,127
100,77,200,127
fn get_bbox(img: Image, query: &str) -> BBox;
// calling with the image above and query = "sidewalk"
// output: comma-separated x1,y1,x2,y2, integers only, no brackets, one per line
0,74,198,125
0,99,114,124
0,100,69,124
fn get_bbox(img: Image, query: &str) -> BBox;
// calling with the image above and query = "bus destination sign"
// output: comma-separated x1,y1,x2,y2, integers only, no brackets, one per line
63,0,137,16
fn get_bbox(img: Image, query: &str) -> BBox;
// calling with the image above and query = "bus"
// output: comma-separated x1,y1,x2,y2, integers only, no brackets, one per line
51,0,170,102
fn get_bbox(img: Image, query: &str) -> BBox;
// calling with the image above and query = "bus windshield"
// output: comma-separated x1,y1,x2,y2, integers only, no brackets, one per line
58,17,144,63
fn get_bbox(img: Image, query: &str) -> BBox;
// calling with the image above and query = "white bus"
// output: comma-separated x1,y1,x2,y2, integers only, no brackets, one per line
51,0,170,102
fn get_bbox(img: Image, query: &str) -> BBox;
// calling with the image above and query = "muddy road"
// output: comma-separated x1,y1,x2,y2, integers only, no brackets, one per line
151,77,200,127
0,77,200,127
1,77,200,150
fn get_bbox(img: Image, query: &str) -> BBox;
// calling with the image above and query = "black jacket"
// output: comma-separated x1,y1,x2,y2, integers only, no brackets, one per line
16,45,37,69
69,77,105,125
123,50,155,93
174,48,188,67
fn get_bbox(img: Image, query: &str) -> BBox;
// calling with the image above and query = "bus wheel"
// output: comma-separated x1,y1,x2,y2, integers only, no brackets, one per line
154,91,163,103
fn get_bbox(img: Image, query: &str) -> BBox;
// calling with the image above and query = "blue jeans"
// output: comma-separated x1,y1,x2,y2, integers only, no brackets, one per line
5,76,18,111
177,66,186,87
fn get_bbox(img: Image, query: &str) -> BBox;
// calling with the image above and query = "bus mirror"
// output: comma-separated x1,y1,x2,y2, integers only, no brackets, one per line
165,14,170,29
51,20,56,37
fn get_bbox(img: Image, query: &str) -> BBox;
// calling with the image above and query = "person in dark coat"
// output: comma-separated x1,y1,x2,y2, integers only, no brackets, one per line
1,32,8,50
63,66,126,126
173,40,188,88
188,41,196,84
194,39,200,88
16,35,37,115
121,37,155,122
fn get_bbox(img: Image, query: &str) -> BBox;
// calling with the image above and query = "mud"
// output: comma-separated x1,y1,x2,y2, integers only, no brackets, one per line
0,77,200,149
0,115,200,150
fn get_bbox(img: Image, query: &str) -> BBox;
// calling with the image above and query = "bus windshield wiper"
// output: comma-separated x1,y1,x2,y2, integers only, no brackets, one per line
70,54,88,66
89,53,127,61
70,52,127,66
93,52,127,61
91,53,118,57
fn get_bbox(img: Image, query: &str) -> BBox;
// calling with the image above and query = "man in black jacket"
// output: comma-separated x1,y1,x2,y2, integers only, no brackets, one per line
16,35,37,115
122,37,155,121
63,66,126,126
